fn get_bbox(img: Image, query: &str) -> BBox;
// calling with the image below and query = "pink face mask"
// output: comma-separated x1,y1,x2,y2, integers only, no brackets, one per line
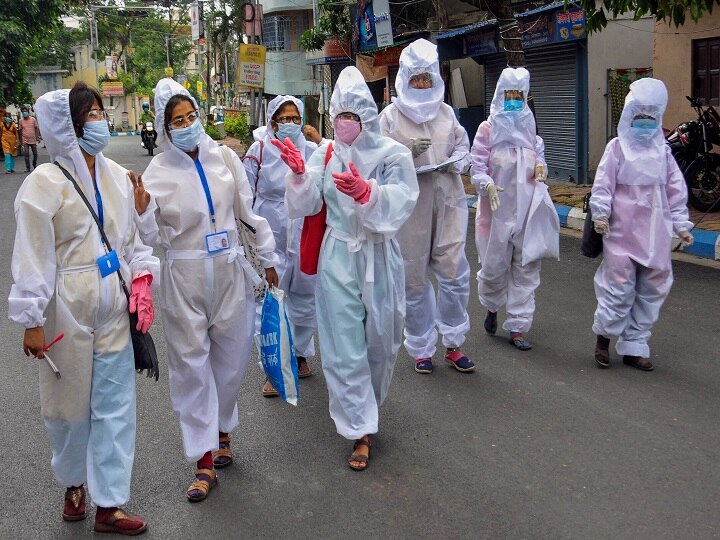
334,118,362,145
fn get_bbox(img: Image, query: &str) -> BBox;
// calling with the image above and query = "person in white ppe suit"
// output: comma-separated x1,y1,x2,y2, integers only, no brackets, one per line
591,78,693,371
274,66,418,471
133,78,278,501
243,95,318,396
471,67,559,350
379,38,474,375
8,82,158,535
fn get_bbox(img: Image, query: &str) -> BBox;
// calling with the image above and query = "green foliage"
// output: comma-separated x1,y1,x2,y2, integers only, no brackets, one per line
224,112,252,147
300,0,352,52
580,0,720,33
0,0,68,104
205,122,221,140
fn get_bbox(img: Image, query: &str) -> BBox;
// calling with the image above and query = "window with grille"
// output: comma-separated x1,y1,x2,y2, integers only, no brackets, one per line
262,16,296,51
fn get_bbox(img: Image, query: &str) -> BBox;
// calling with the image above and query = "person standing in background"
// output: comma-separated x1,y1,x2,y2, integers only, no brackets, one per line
2,111,20,174
19,106,41,172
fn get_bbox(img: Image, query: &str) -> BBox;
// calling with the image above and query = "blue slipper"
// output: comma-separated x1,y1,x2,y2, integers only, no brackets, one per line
415,358,433,374
484,311,498,335
445,350,475,372
509,332,532,350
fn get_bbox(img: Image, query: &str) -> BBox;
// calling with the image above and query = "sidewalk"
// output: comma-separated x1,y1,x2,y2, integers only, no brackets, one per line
464,178,720,261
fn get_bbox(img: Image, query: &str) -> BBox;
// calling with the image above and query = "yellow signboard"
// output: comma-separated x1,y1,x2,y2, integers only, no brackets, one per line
164,67,174,78
197,81,203,95
183,81,191,90
237,44,266,88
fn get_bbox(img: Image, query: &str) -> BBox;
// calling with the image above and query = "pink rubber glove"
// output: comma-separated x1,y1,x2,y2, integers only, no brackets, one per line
270,137,305,175
332,162,371,204
129,273,154,334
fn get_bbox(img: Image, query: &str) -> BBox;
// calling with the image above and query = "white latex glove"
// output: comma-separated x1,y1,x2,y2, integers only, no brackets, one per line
535,164,547,182
678,228,694,246
486,184,504,212
410,138,432,158
593,216,610,237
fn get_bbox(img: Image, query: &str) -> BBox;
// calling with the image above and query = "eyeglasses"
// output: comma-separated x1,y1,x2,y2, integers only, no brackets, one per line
274,115,302,124
87,109,108,121
336,112,360,122
169,111,199,129
409,73,433,86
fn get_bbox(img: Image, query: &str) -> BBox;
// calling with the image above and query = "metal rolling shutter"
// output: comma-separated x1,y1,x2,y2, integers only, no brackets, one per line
484,43,580,181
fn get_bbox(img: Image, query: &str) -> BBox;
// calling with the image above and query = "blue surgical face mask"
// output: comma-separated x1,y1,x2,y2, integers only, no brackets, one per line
504,99,523,112
632,118,657,131
277,122,302,141
170,119,203,152
78,120,110,155
22,111,29,118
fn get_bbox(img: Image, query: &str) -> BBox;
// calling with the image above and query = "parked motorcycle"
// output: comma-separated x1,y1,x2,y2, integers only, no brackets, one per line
140,122,156,156
666,96,720,212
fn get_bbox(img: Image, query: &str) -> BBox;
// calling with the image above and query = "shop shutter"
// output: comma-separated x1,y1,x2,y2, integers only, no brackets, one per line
484,42,580,181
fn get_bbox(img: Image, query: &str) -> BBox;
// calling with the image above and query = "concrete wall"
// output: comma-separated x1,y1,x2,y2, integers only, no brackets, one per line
587,15,654,174
653,11,720,129
448,57,484,107
262,0,312,16
264,51,316,96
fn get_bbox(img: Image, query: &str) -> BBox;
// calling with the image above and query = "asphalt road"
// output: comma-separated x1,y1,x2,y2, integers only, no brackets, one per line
1,136,719,539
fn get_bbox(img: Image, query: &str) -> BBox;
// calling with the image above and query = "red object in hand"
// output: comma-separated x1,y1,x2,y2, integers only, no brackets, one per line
129,274,154,334
332,162,371,204
270,137,306,175
44,333,64,351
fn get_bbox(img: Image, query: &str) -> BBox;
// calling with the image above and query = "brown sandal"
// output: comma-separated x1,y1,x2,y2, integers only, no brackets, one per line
62,485,86,521
213,435,233,468
186,468,217,502
347,437,372,471
297,356,312,378
262,378,279,397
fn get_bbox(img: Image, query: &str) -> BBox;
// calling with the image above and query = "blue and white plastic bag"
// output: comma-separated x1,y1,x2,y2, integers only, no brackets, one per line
256,287,300,405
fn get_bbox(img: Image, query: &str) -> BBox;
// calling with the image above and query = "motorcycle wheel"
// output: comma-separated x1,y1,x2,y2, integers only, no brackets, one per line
685,153,720,212
147,143,154,156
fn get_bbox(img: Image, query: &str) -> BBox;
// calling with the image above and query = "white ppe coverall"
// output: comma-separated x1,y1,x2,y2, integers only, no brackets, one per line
285,66,419,439
591,78,692,358
244,95,318,358
379,38,472,360
471,67,559,334
137,78,278,461
8,89,159,507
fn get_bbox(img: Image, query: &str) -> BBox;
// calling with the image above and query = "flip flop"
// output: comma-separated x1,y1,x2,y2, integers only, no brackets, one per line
509,333,532,350
262,378,279,397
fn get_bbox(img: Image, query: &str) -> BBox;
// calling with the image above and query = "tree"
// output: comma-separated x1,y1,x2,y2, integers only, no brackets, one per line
0,0,69,104
581,0,720,32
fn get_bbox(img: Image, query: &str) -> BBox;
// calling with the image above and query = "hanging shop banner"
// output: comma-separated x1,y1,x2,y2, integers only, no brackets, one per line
519,13,554,49
372,42,408,67
237,44,266,88
190,2,200,41
463,28,499,57
306,37,351,65
356,54,387,82
101,81,124,97
353,0,393,52
556,9,586,41
106,55,118,79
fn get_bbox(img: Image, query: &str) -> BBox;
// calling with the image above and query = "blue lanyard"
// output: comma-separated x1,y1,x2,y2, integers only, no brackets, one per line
92,178,104,229
193,159,216,231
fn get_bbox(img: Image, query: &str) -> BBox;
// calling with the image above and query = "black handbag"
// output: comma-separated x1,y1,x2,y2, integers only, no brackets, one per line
581,192,603,258
55,162,159,380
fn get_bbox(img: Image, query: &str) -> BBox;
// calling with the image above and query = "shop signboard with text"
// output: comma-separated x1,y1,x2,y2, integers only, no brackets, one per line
237,44,266,88
353,0,393,52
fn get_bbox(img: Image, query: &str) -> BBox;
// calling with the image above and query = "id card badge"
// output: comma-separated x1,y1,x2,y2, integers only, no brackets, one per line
206,230,230,253
97,249,120,278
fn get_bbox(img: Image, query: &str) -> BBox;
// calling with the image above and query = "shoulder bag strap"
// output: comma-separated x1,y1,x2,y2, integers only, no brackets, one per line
54,162,131,300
